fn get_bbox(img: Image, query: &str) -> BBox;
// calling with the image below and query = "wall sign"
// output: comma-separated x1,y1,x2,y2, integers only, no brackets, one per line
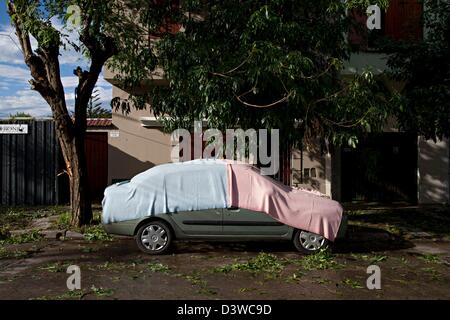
0,124,29,134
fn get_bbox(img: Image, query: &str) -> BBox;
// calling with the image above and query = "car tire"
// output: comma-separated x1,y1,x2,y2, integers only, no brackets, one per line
293,229,329,254
136,220,173,255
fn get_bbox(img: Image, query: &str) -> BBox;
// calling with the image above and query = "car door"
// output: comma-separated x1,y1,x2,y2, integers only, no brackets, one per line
169,209,223,235
223,207,290,236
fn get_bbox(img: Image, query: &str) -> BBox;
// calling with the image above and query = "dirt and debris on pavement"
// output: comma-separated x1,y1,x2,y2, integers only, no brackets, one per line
0,205,449,300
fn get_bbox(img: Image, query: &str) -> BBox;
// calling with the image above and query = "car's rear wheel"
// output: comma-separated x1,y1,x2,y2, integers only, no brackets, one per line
293,230,329,254
136,221,172,255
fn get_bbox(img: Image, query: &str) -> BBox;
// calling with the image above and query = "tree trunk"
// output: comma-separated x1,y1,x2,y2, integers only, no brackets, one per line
70,136,93,227
59,130,93,227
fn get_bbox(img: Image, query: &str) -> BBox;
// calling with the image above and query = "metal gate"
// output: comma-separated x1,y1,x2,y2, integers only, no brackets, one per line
0,120,61,205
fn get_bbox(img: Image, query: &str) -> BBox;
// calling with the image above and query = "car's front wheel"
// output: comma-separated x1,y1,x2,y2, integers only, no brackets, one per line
293,230,329,254
136,221,172,255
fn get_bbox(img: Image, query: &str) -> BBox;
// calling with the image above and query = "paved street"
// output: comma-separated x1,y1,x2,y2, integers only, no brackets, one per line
1,206,449,300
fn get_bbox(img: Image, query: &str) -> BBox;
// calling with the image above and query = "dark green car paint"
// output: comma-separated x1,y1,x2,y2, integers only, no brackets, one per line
103,208,347,242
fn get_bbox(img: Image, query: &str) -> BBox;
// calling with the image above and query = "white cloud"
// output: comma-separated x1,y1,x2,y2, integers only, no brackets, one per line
61,76,79,88
0,89,49,117
0,64,31,82
0,22,86,66
0,24,30,65
64,84,112,103
61,74,112,89
0,85,112,118
0,17,112,118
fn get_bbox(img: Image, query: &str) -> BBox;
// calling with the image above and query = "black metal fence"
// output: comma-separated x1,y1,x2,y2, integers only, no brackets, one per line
0,119,62,205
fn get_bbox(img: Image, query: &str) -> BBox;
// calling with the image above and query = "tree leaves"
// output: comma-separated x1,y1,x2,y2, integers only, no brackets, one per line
112,0,394,148
385,0,450,141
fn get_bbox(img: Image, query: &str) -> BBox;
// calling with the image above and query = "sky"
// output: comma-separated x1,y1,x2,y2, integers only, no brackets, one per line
0,0,112,118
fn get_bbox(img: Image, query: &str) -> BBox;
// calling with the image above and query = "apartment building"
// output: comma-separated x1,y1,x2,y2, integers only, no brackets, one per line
103,0,449,204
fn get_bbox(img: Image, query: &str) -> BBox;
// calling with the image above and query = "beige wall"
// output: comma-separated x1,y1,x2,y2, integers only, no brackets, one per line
107,87,172,184
108,86,449,204
418,138,450,204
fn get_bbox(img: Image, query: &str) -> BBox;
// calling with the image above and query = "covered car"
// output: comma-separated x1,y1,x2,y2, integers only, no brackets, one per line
102,159,346,254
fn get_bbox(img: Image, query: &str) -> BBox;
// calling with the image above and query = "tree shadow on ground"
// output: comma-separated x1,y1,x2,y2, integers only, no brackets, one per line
347,206,450,238
170,224,415,255
332,225,414,254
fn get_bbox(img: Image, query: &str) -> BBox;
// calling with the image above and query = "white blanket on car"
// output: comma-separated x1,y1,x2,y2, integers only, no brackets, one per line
102,159,228,224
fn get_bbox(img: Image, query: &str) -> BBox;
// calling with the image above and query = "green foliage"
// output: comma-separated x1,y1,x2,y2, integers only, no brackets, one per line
295,248,343,271
0,227,11,241
113,0,393,148
386,0,450,140
342,278,364,289
90,285,114,297
351,253,387,264
0,247,29,259
87,87,111,118
147,262,170,273
214,252,284,275
418,254,441,264
9,112,33,119
0,229,43,245
39,261,72,273
56,211,72,230
83,225,113,241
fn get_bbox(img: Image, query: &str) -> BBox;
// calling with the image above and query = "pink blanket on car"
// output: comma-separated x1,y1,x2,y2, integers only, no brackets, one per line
227,163,344,241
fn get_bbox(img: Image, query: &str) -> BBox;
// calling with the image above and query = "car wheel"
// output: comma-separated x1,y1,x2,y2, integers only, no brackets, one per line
136,221,172,255
293,229,329,254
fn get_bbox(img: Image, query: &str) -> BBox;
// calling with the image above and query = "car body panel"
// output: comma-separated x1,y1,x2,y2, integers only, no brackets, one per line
223,207,290,236
169,209,223,235
103,208,347,242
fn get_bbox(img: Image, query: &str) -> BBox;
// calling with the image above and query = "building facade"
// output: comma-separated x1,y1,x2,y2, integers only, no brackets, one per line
104,0,450,204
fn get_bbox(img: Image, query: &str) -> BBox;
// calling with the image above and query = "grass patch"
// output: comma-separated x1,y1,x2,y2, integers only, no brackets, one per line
0,206,68,230
83,226,112,241
35,285,115,300
342,278,364,289
418,254,441,264
90,285,115,297
55,211,71,230
0,247,29,259
350,253,388,264
214,253,284,276
181,272,217,296
93,261,130,272
294,249,343,271
184,273,207,286
238,287,256,293
148,262,170,273
0,227,11,240
34,290,86,300
314,278,332,285
39,262,72,273
54,209,102,231
0,229,43,246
